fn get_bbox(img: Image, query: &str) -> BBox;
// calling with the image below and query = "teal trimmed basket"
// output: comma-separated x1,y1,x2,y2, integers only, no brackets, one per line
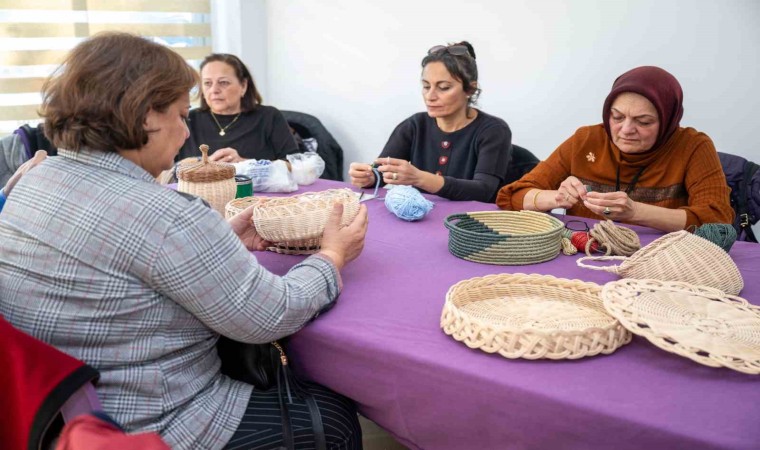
444,211,564,265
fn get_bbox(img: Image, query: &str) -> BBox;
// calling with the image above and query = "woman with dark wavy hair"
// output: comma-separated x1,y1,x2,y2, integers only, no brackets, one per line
178,53,300,164
349,41,528,202
0,32,366,450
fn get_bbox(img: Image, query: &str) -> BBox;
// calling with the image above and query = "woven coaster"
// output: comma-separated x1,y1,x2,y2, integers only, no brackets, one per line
441,273,631,360
602,279,760,374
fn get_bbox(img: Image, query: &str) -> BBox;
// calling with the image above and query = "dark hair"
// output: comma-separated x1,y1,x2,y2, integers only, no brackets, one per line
421,41,481,106
41,32,198,152
199,53,262,112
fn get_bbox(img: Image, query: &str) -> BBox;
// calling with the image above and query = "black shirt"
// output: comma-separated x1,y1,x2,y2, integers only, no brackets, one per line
179,105,299,161
379,110,512,202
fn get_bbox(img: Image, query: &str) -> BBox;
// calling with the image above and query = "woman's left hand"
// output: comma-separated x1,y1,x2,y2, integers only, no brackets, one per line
375,156,421,186
228,205,271,251
209,147,245,164
583,191,637,221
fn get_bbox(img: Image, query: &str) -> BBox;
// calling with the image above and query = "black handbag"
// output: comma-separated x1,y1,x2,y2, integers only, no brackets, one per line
217,337,326,450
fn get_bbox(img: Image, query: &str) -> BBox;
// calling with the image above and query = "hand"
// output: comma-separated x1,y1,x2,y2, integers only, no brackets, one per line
227,205,271,251
584,191,637,221
319,203,369,270
349,162,376,188
555,176,588,209
209,147,245,163
4,150,47,196
375,156,420,186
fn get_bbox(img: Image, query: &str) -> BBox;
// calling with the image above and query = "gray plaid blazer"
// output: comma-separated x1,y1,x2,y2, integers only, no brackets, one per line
0,148,341,449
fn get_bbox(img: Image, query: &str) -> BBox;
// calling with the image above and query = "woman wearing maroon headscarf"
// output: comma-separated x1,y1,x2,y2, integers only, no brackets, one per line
496,66,733,232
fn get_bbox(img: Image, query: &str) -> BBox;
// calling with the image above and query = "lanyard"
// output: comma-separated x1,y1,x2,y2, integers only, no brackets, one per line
615,164,647,194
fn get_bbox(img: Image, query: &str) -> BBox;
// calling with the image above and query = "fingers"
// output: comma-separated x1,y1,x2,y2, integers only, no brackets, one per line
326,202,345,230
209,148,239,163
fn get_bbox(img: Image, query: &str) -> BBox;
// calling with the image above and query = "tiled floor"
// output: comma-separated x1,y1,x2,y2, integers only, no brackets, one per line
360,415,408,449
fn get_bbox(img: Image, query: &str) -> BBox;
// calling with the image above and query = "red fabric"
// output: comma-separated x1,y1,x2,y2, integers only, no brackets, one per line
602,66,684,152
55,415,170,450
0,315,85,450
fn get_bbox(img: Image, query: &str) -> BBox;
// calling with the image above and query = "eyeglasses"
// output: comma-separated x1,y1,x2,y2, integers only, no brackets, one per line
564,220,590,233
427,44,471,58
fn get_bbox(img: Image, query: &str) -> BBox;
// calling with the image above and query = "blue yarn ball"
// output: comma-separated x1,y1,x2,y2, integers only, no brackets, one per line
384,185,434,221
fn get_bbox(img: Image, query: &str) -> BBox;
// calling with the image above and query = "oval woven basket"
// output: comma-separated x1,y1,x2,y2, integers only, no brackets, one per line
577,230,744,295
441,273,632,360
444,211,564,265
601,279,760,374
252,188,360,254
225,196,287,219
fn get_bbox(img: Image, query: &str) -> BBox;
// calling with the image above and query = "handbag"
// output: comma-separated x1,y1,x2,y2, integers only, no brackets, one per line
217,337,326,450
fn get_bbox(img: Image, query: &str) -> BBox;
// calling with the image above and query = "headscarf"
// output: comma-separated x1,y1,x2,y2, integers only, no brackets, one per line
602,66,684,153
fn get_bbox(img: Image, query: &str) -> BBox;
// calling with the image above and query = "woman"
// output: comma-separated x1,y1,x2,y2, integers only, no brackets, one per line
348,41,515,203
0,33,367,450
496,66,733,232
178,53,299,163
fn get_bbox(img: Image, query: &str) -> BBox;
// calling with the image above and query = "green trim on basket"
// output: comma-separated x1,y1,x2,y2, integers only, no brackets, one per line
444,211,564,265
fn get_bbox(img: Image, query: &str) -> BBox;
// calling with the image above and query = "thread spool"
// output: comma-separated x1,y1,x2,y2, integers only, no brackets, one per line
384,185,434,221
694,223,737,252
570,232,599,253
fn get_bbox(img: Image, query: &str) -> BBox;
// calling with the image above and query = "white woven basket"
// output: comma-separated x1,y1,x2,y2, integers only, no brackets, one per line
601,279,760,374
441,273,632,360
577,230,744,295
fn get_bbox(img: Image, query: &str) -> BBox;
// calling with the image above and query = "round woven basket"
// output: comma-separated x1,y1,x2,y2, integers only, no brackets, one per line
441,273,632,360
177,144,236,215
444,211,564,265
252,188,360,255
577,230,744,295
601,279,760,374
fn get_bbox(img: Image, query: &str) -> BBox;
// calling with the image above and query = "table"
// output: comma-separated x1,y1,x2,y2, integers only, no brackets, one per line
254,179,760,450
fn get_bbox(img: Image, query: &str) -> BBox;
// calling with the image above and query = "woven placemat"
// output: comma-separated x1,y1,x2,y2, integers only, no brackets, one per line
602,279,760,374
444,211,564,265
441,273,631,360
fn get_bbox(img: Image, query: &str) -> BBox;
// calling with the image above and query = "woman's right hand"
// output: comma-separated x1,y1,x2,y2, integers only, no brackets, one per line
318,203,368,270
555,176,588,209
209,147,245,163
348,162,375,189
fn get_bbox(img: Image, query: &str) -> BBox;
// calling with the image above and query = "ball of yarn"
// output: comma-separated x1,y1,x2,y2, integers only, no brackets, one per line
384,185,434,221
570,231,598,253
694,223,737,252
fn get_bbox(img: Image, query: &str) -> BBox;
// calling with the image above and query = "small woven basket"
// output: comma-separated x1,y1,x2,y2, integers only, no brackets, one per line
441,273,632,360
252,188,360,255
177,145,236,215
601,279,760,374
444,211,564,265
577,230,744,295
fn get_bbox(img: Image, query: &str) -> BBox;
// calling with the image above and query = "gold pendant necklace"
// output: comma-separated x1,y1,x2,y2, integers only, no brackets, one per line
210,111,241,136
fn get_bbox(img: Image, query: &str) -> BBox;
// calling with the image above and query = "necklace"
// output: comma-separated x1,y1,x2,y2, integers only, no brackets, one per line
210,111,241,136
615,164,647,195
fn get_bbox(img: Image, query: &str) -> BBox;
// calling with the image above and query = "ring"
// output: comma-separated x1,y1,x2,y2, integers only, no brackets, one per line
603,207,611,216
392,172,398,181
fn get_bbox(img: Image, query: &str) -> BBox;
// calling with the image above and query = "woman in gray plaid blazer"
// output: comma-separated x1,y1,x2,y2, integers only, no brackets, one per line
0,32,367,450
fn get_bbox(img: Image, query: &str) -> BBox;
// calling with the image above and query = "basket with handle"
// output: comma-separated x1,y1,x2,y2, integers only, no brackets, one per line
441,273,632,360
444,210,564,265
577,230,744,295
252,188,360,255
177,144,236,215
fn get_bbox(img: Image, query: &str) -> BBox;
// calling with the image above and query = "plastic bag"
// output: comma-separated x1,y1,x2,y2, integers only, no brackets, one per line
233,159,297,193
287,151,325,186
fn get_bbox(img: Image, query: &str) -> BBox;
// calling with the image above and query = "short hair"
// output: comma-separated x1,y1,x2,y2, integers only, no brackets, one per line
198,53,262,112
41,32,198,152
421,41,481,106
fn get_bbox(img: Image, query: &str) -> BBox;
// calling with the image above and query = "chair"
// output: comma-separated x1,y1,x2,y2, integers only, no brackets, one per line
504,144,540,185
0,315,100,450
281,110,344,181
718,151,759,242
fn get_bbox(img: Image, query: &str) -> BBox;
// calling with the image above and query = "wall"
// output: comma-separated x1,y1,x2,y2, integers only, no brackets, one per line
226,0,760,177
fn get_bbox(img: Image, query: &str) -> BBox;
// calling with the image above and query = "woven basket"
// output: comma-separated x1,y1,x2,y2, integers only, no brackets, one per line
252,188,360,255
177,145,236,215
577,230,744,295
602,279,760,374
444,211,564,265
441,273,632,360
225,196,285,219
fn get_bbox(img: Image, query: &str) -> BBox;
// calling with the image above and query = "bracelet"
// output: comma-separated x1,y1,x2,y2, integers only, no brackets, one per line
531,190,541,211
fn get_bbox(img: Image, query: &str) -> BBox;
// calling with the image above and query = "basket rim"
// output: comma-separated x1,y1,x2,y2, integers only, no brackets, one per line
444,210,565,239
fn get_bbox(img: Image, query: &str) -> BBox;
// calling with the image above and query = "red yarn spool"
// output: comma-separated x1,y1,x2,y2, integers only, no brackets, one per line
570,231,598,252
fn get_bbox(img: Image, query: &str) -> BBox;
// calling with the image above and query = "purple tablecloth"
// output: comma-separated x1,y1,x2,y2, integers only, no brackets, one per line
254,179,760,450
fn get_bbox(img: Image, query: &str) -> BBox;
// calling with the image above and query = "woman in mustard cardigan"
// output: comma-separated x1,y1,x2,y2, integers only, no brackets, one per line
496,66,733,232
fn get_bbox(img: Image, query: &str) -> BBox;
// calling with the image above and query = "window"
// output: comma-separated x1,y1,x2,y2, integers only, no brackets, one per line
0,0,211,135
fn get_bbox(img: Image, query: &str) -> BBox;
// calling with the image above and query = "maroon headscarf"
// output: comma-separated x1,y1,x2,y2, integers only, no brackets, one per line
602,66,684,153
